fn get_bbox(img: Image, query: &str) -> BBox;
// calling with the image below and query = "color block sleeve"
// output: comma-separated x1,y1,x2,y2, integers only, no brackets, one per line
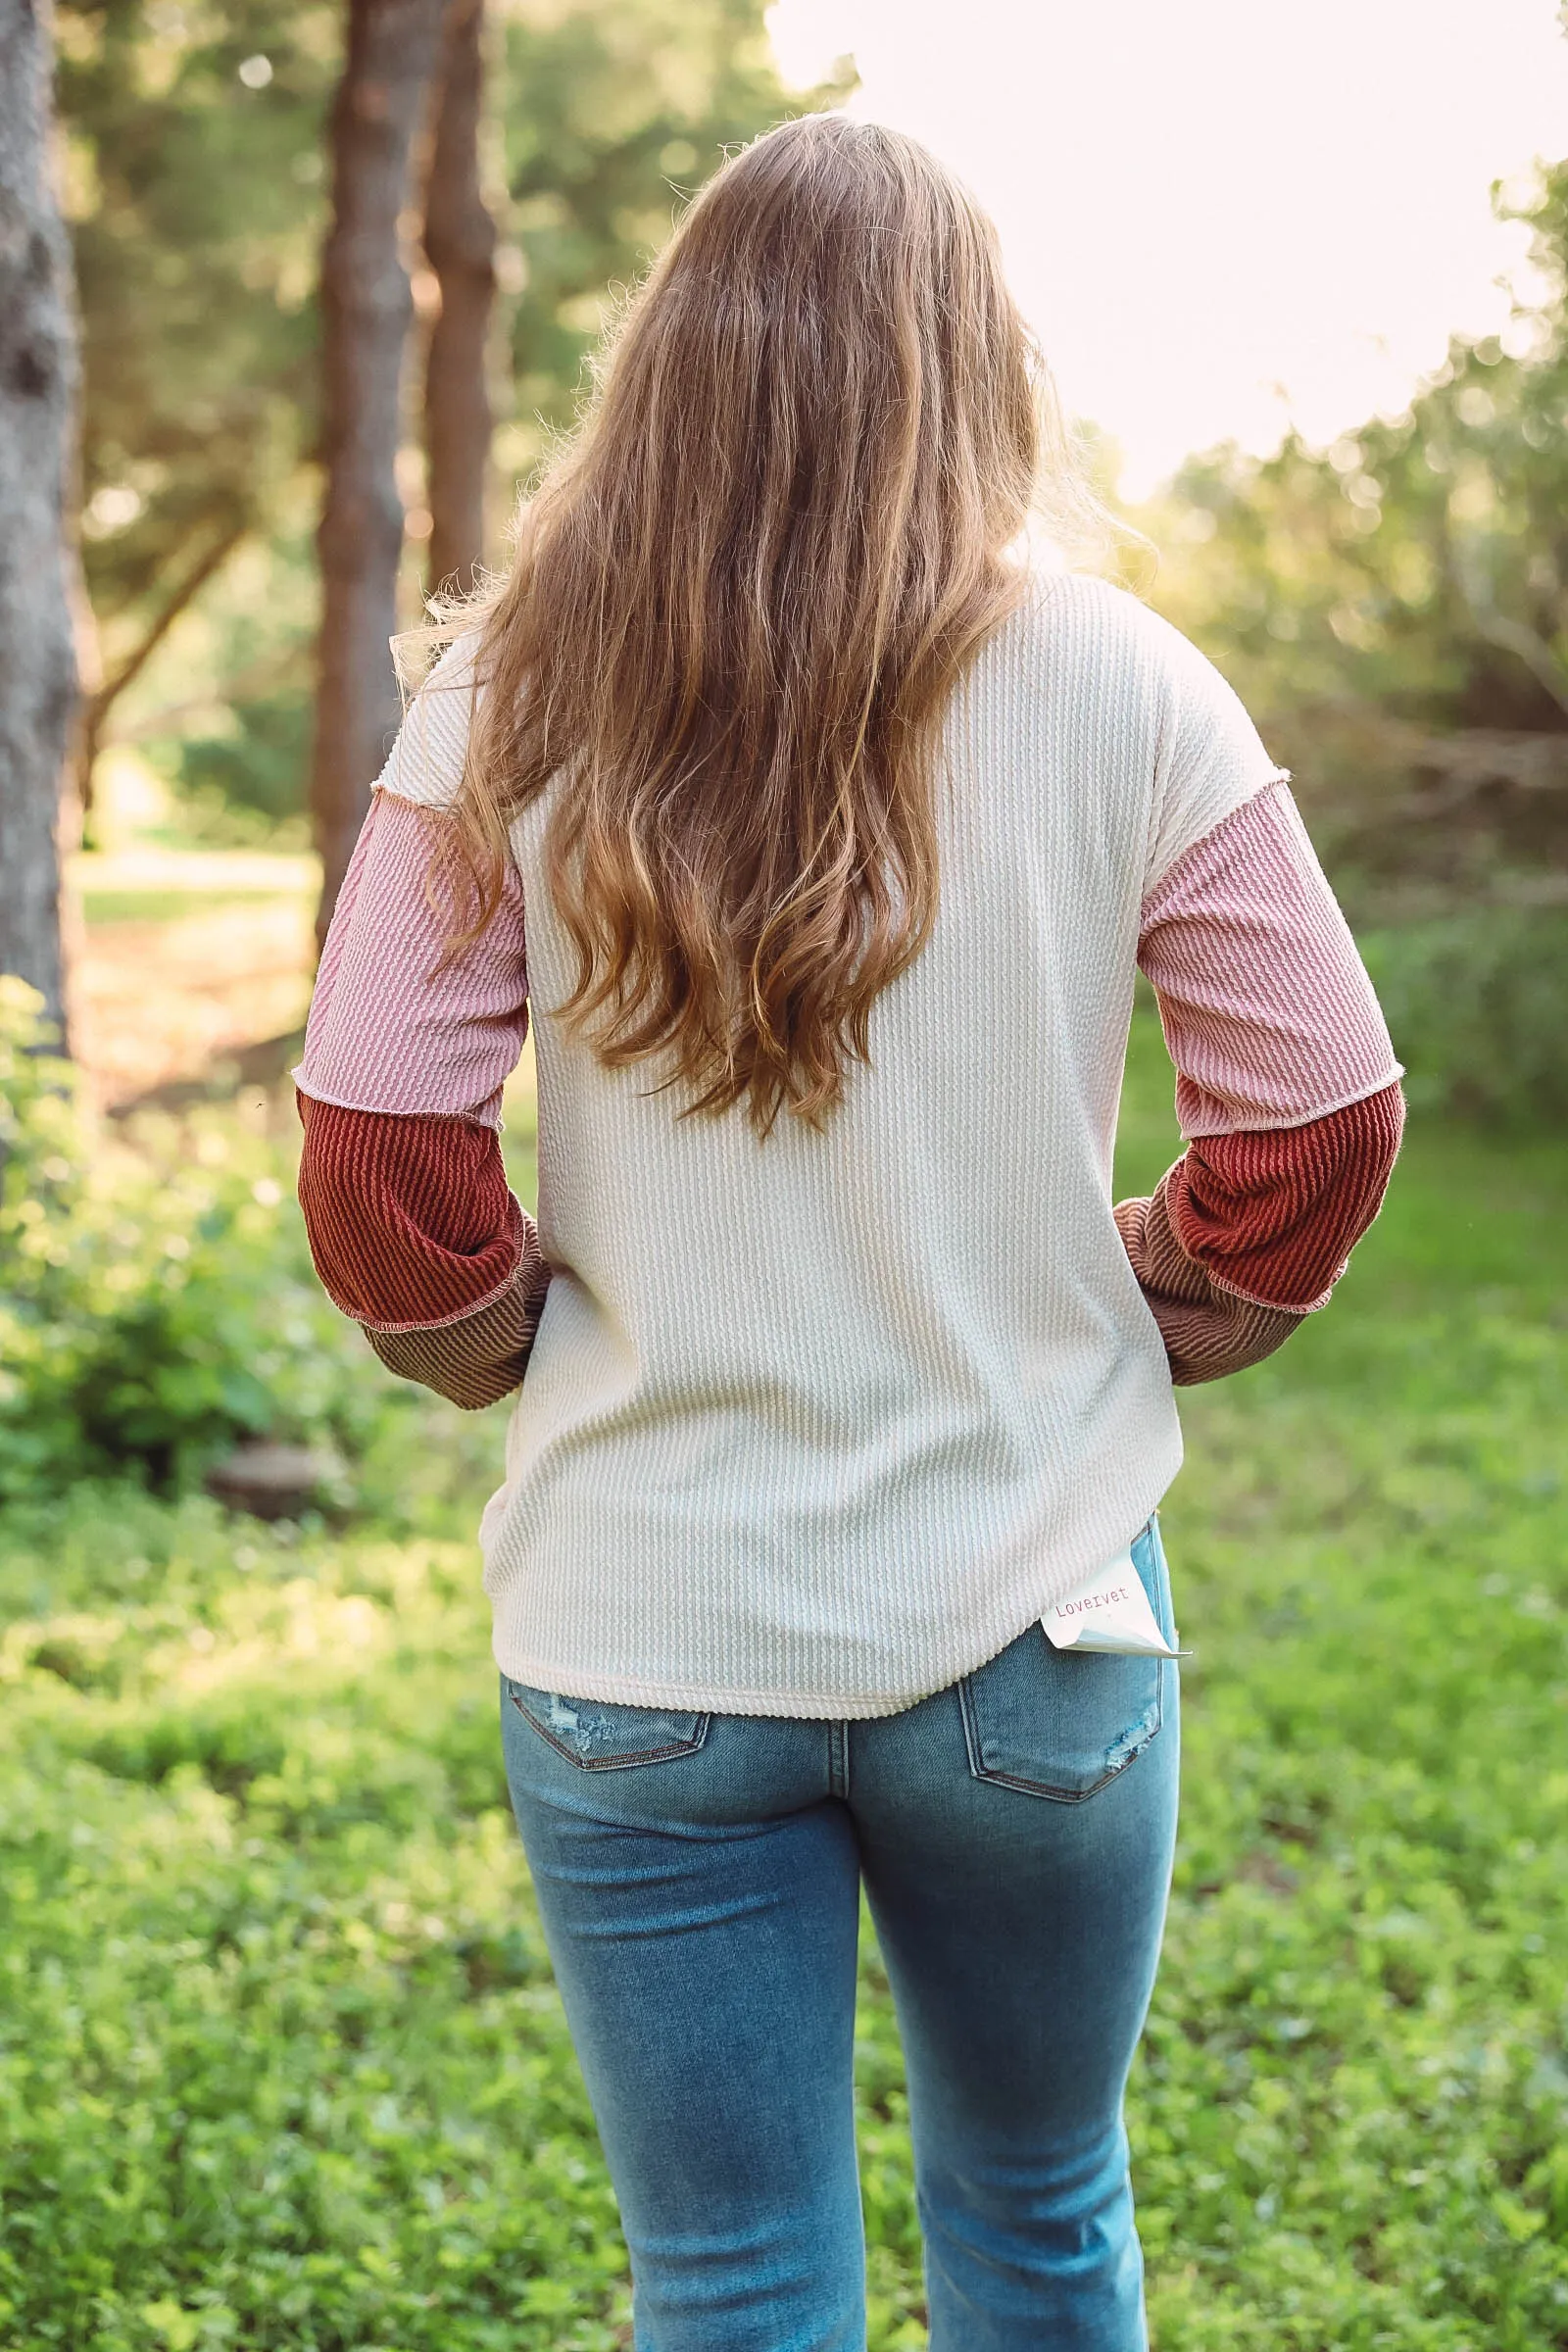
1115,1085,1404,1384
297,1097,549,1410
294,789,527,1127
294,647,548,1407
1140,778,1403,1138
1119,778,1405,1383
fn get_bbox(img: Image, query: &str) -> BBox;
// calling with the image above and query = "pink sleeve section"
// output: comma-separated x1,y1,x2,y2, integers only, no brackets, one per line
294,790,528,1127
1139,778,1402,1139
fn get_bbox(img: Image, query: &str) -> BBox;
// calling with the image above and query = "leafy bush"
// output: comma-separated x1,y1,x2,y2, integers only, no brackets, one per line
174,689,312,823
1359,905,1568,1129
0,979,401,1503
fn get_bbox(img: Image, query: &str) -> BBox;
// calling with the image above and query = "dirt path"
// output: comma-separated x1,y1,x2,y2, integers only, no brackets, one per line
69,847,318,1109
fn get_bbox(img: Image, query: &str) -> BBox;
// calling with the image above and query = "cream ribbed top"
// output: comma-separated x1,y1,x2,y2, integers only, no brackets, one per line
343,569,1328,1717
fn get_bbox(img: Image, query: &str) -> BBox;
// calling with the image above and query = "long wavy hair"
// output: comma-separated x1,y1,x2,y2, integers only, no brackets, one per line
438,114,1094,1135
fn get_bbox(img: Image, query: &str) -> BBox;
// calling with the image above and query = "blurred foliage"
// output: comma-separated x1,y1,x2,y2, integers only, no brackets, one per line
59,0,835,817
1360,907,1568,1129
58,0,335,710
175,688,314,825
494,0,848,441
1146,162,1568,911
1141,160,1568,1127
0,979,402,1501
130,520,318,843
0,1020,1564,2345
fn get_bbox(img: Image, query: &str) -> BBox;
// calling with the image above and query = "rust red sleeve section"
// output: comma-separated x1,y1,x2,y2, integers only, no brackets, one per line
1115,1081,1404,1382
296,1093,527,1333
296,1094,552,1408
1163,1080,1404,1311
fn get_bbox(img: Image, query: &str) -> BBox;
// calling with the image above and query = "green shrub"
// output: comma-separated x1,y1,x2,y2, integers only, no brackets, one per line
174,689,311,824
0,979,402,1503
1359,904,1568,1129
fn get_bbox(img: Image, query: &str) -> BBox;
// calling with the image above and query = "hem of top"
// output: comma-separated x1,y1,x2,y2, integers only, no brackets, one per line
486,1471,1186,1721
374,781,458,808
1197,1262,1331,1315
353,1256,526,1338
1176,1063,1405,1142
292,1070,504,1131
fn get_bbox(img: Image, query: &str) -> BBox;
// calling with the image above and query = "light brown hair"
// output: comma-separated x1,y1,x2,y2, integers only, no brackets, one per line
442,114,1090,1134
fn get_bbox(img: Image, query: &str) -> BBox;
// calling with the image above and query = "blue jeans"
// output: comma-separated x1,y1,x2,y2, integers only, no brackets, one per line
500,1517,1180,2351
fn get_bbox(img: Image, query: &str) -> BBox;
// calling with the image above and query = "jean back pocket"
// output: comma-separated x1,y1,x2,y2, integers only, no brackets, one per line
957,1519,1174,1803
504,1679,711,1771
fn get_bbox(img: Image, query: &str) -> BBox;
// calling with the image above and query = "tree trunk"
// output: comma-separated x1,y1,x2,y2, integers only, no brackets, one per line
312,0,449,949
0,0,79,1039
423,0,496,601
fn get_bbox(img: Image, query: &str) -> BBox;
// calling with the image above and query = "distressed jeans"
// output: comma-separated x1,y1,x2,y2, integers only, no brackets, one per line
500,1516,1180,2352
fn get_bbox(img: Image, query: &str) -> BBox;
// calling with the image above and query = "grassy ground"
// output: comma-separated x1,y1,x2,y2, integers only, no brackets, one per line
2,1018,1565,2349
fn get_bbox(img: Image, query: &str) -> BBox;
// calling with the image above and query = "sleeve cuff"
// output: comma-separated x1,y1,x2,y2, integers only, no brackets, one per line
365,1252,552,1410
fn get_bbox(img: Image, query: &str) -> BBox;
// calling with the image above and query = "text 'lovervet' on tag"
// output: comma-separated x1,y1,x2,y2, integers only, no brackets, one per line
1043,1550,1183,1657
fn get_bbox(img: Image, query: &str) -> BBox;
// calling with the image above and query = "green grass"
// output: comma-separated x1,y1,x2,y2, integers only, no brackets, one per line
1,1019,1565,2348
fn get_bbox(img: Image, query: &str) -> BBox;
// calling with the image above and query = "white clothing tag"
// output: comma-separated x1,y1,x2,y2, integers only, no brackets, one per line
1043,1549,1181,1657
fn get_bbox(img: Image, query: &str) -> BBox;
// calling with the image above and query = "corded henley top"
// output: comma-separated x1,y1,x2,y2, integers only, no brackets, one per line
296,569,1402,1718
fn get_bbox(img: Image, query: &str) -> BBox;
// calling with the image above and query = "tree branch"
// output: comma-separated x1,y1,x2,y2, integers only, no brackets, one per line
76,518,249,809
1448,532,1568,720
